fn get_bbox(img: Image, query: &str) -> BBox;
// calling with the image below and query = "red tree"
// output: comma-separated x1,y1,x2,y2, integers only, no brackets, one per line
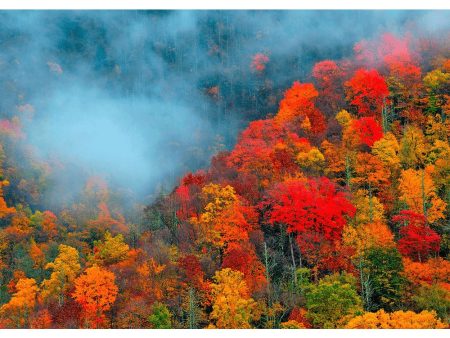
345,69,389,118
350,117,383,147
267,177,355,277
393,211,441,262
222,244,267,294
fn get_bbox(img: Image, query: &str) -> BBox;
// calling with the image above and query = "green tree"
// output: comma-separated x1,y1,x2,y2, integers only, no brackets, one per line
148,302,172,329
305,272,362,328
412,284,450,323
363,247,406,311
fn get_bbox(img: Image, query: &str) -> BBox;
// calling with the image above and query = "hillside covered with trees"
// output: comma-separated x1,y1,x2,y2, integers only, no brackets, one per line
0,17,449,328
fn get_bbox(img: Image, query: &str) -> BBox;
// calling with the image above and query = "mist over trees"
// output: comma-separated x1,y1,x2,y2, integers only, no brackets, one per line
0,10,449,328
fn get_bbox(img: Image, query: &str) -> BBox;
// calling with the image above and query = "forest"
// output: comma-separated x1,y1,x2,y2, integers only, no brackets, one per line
0,11,449,329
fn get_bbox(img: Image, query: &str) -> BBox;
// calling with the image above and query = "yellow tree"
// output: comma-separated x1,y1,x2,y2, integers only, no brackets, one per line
0,278,39,328
72,265,118,328
346,309,447,328
399,125,428,168
398,166,447,223
208,268,261,328
90,231,129,266
372,132,401,172
192,184,256,252
40,244,81,305
352,189,385,226
296,147,326,174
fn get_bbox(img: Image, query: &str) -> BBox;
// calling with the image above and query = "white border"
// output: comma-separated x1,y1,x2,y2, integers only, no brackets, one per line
0,1,448,337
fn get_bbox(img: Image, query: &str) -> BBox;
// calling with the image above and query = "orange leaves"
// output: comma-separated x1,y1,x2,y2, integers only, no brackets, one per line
5,212,32,242
0,180,15,219
29,239,45,269
0,278,39,328
193,183,257,252
351,152,390,192
402,257,450,286
72,265,118,328
41,211,58,239
88,202,128,234
346,309,446,329
29,309,52,329
136,258,167,302
275,81,326,134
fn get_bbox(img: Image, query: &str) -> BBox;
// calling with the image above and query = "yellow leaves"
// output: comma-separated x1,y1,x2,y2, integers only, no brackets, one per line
353,189,385,225
209,268,261,329
426,114,449,143
200,184,237,223
399,125,428,168
346,309,447,328
300,116,312,131
398,166,446,223
296,147,325,172
91,231,130,266
335,109,353,128
372,132,400,170
343,221,395,257
423,69,450,92
41,244,81,302
192,184,255,251
344,190,394,255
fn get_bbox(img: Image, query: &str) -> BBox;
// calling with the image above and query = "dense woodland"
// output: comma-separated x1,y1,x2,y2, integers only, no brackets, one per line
0,30,449,329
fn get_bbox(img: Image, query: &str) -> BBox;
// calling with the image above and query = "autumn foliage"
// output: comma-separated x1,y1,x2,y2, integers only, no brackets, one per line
0,30,448,329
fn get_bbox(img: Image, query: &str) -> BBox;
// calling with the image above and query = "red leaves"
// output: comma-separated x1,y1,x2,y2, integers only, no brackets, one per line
251,53,269,73
228,119,306,187
178,254,205,289
268,177,355,242
393,211,441,262
222,245,267,294
351,117,383,147
345,69,389,118
312,60,342,88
